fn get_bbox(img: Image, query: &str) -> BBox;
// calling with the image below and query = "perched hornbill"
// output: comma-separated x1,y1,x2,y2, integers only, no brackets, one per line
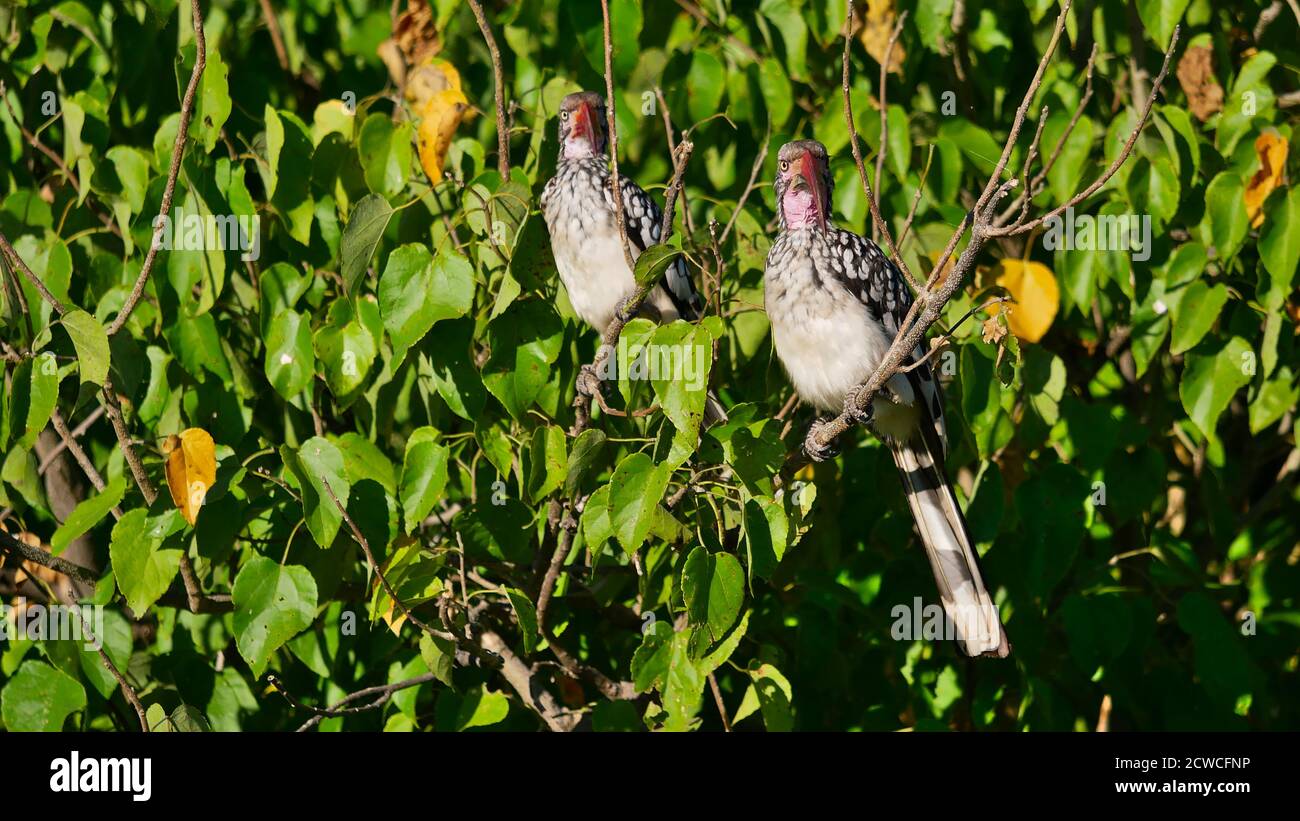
541,91,723,422
763,139,1010,658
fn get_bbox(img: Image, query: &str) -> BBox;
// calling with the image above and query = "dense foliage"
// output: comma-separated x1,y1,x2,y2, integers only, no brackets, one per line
0,0,1297,732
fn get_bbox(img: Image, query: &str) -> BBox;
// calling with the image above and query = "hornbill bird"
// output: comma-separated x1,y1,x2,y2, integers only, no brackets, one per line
763,139,1010,658
540,91,724,423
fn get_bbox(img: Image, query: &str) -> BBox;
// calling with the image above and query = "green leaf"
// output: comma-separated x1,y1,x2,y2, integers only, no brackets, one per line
11,353,59,449
1203,171,1248,261
1169,280,1229,355
341,194,394,294
648,321,713,460
313,297,379,405
1135,0,1189,50
399,427,449,534
632,244,681,288
419,634,455,687
232,556,318,678
1179,336,1254,438
563,429,607,497
263,309,314,399
504,587,540,655
687,50,725,123
759,0,808,79
1249,367,1298,434
758,58,792,127
287,436,351,547
187,43,232,153
358,113,411,198
736,662,794,731
0,661,86,731
263,106,315,245
336,432,398,496
482,300,564,420
51,475,126,556
109,508,184,614
1259,186,1300,291
681,546,744,648
608,452,672,554
379,244,474,365
525,424,567,503
59,309,109,386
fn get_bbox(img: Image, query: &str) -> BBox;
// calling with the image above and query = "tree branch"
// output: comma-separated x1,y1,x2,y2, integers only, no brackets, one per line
105,0,206,337
0,529,100,587
842,3,918,288
465,0,510,179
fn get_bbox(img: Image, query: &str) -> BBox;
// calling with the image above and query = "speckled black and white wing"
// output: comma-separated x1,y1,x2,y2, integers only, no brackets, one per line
827,228,947,456
613,174,704,321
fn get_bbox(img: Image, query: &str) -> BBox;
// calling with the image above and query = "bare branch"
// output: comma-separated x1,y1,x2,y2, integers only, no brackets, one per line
322,477,500,669
105,0,207,337
719,131,770,246
872,11,906,244
465,0,511,179
841,2,918,288
987,28,1179,238
0,230,68,315
0,529,99,587
600,0,637,274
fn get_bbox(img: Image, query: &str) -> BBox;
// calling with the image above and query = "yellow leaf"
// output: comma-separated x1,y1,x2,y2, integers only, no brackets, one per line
164,428,216,526
856,0,905,75
1244,132,1288,229
995,259,1059,343
413,60,472,183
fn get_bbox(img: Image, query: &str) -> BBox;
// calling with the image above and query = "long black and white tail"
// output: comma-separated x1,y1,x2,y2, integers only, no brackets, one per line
889,438,1010,658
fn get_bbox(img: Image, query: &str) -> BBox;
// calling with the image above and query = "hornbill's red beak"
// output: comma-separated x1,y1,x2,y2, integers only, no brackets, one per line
785,151,826,232
792,151,827,231
572,100,597,148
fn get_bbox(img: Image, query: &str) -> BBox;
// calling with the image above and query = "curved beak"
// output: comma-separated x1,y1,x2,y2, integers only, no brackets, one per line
792,152,827,231
571,100,597,148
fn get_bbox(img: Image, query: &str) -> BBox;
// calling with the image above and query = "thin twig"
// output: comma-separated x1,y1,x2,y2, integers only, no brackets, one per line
719,131,770,245
986,30,1178,237
105,0,206,337
896,144,934,249
465,0,510,179
322,478,497,666
75,608,149,732
872,12,906,243
37,406,106,475
0,529,99,586
257,0,290,72
708,672,732,732
600,0,637,274
841,3,918,288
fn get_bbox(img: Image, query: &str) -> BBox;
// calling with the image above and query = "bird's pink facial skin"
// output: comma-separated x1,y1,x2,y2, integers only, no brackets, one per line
563,102,598,160
783,152,826,230
782,187,819,228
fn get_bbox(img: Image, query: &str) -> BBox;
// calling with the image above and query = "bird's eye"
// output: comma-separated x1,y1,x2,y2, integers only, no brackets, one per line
560,110,569,121
779,160,790,172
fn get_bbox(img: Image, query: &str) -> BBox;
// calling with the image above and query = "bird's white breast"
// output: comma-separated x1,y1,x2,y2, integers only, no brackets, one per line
543,163,637,330
765,233,918,439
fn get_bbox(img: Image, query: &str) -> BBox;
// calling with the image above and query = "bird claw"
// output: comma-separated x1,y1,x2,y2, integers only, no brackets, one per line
803,418,840,462
842,385,874,426
576,363,603,398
